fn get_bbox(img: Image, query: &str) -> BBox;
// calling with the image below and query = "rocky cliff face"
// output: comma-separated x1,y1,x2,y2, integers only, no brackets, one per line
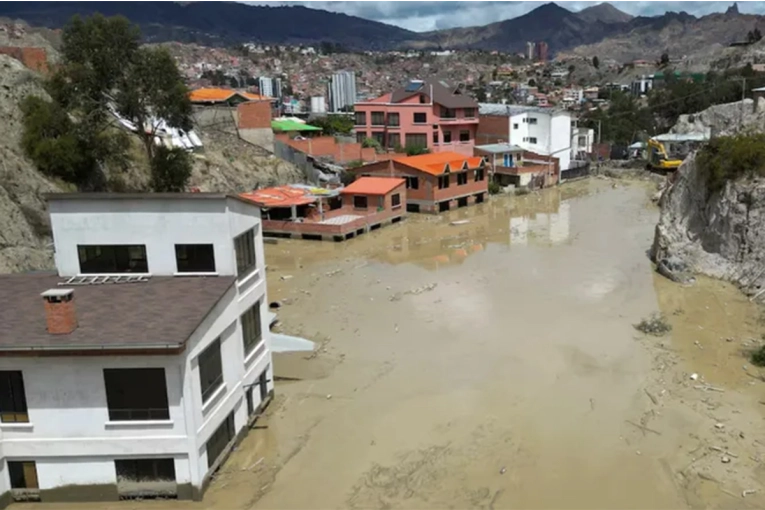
652,153,765,298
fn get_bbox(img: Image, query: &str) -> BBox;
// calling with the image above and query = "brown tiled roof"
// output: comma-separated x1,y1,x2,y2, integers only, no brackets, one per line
0,273,235,352
390,78,478,109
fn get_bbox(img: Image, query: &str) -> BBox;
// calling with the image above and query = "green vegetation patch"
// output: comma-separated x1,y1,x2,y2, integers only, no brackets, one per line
696,133,765,193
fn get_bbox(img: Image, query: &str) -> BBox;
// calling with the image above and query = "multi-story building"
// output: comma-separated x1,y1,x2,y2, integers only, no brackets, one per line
327,70,357,112
0,193,272,505
477,103,573,172
536,42,549,62
258,77,273,98
526,42,536,61
257,77,282,99
352,152,488,213
353,78,480,157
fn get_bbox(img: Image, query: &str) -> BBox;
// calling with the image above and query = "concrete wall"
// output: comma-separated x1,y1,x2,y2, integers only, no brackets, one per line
48,197,260,277
237,102,274,152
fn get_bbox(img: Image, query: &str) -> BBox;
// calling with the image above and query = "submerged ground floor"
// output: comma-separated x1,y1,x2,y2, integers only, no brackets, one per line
16,178,765,510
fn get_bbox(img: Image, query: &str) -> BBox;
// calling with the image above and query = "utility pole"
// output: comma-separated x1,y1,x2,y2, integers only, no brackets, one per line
597,119,602,144
740,77,746,132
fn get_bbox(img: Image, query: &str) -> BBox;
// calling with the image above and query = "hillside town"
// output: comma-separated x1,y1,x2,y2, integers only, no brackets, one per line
1,6,765,510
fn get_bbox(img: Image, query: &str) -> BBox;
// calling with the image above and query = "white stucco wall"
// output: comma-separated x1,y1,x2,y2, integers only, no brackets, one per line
509,111,572,170
49,196,262,277
1,194,272,497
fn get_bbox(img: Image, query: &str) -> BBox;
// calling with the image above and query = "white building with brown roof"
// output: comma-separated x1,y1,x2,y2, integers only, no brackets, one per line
0,193,272,505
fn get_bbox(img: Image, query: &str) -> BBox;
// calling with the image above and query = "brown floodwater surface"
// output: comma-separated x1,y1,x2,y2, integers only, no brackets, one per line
23,180,765,510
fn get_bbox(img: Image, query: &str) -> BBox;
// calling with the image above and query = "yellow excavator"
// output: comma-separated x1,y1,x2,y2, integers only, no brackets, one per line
646,138,683,172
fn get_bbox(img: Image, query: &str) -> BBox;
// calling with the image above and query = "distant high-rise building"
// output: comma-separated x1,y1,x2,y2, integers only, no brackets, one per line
327,70,357,112
526,42,536,61
273,78,282,99
536,42,549,63
258,77,274,98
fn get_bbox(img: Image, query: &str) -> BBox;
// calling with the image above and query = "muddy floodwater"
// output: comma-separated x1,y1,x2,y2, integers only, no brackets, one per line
27,180,765,510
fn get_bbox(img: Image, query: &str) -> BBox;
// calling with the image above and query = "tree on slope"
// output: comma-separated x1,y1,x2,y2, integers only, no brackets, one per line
21,14,193,191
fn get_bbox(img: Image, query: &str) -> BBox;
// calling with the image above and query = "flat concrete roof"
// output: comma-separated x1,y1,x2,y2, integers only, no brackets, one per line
44,192,257,207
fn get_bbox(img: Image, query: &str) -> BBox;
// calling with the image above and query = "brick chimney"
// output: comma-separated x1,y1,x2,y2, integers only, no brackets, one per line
41,289,77,335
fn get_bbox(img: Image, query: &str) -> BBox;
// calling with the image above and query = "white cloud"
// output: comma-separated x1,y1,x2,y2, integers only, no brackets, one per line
244,1,762,32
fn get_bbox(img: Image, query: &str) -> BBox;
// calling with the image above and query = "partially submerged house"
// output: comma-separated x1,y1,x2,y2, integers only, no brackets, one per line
0,193,272,504
474,143,559,189
239,180,406,241
352,151,488,213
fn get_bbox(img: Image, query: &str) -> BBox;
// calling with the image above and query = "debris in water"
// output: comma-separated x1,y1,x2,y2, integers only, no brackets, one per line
269,301,282,309
450,220,470,226
634,313,672,336
721,456,731,464
690,373,699,381
326,394,332,400
499,467,506,474
743,489,758,497
280,275,293,280
714,423,725,430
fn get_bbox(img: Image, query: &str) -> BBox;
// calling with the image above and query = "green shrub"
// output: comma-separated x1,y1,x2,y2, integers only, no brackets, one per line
488,181,501,195
752,345,765,367
405,145,429,156
345,159,364,169
361,137,381,150
150,146,192,192
696,133,765,193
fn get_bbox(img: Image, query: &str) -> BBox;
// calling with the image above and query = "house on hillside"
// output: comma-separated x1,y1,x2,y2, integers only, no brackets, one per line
352,151,487,213
189,88,272,106
354,79,479,156
0,193,272,504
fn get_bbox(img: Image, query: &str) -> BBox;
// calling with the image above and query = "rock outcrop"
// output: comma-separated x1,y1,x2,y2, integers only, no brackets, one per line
652,152,765,298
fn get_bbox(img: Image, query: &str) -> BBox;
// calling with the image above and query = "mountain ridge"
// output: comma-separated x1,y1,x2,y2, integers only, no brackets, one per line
0,1,760,60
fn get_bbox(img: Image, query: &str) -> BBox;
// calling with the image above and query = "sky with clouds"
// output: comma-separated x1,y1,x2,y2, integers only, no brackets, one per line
245,1,763,32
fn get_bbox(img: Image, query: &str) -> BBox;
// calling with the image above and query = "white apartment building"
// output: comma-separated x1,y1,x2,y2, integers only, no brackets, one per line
327,70,357,112
478,104,574,172
0,193,272,505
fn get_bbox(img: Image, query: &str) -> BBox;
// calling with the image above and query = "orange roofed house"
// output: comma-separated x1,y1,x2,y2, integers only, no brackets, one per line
239,179,406,242
352,151,487,213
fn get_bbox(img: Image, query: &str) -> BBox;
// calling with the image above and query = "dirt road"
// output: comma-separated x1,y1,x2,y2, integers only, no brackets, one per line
23,179,765,509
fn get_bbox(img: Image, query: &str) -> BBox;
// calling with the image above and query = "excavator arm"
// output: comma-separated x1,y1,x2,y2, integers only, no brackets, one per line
646,138,683,171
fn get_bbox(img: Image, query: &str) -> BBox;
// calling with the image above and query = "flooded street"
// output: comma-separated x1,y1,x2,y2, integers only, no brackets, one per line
26,179,765,510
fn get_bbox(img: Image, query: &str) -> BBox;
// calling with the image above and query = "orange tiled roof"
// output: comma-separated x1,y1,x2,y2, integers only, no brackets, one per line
341,177,405,196
393,152,484,176
239,186,316,208
189,87,271,103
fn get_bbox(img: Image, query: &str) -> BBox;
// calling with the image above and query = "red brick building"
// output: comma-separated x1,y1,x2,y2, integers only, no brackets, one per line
352,152,488,213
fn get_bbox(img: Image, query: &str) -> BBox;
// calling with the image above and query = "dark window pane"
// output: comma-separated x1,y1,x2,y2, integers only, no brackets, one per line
392,194,401,207
175,244,216,273
8,461,37,489
78,245,148,274
0,371,28,423
104,368,169,421
354,112,366,125
116,459,176,483
371,111,385,126
206,412,235,468
199,339,223,403
234,229,256,277
353,196,368,209
387,113,399,127
241,302,263,356
413,112,426,124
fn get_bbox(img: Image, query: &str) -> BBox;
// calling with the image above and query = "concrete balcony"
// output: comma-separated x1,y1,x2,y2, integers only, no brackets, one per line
437,117,479,125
